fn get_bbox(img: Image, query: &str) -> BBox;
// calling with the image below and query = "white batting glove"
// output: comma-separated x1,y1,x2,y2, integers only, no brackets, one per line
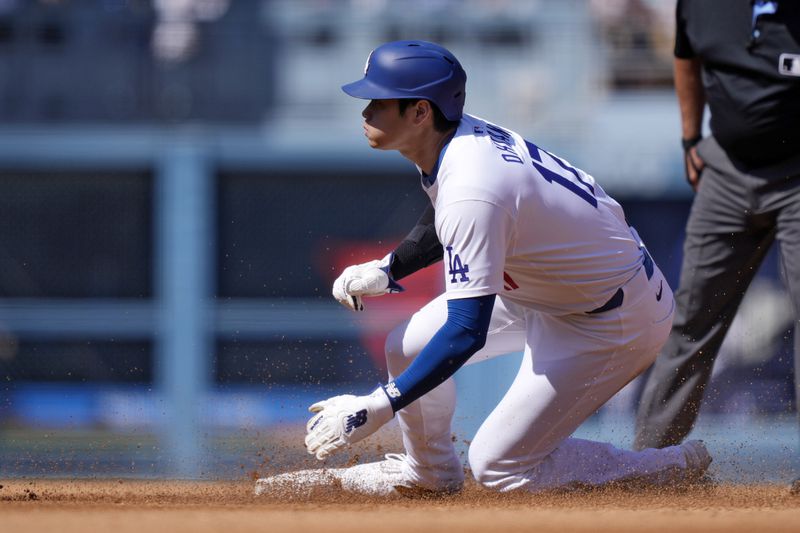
331,253,404,311
305,387,394,460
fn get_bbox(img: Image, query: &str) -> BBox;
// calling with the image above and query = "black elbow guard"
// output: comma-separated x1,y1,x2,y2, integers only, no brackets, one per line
390,228,443,281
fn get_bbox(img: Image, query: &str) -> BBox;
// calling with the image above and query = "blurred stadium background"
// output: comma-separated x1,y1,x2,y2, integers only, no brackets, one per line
0,0,796,482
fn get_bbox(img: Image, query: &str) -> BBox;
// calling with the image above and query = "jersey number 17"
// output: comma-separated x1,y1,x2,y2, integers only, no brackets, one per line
524,140,597,208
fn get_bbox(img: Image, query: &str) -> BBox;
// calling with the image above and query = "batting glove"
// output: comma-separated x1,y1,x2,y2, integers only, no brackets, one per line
305,387,394,460
331,253,404,311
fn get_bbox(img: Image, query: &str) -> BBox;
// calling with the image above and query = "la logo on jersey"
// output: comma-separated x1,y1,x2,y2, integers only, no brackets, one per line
446,246,470,283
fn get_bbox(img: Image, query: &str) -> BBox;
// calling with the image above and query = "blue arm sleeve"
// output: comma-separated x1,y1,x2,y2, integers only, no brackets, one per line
383,294,496,412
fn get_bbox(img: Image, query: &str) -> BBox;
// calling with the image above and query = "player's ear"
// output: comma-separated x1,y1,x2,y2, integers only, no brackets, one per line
414,100,432,125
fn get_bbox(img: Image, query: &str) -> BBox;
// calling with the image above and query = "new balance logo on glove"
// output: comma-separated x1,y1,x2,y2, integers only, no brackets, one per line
305,389,395,459
344,409,368,434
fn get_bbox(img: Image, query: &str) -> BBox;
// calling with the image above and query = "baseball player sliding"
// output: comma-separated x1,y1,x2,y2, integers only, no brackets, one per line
256,40,712,496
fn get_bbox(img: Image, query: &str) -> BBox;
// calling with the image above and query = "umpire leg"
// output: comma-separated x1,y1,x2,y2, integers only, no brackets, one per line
773,176,800,462
634,159,775,450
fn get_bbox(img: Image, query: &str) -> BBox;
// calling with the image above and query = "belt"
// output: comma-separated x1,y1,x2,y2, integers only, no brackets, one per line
587,248,654,314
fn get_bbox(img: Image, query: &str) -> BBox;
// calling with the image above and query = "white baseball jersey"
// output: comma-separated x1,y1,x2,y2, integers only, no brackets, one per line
392,114,679,492
421,114,644,316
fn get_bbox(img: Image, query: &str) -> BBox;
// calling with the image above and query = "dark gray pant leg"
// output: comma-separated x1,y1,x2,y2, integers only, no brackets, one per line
773,183,800,441
634,160,774,450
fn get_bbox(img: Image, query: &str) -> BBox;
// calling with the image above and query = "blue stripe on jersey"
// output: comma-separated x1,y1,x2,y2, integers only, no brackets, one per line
384,294,496,412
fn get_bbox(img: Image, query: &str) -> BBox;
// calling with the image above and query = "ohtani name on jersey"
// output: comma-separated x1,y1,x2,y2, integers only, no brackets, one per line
486,124,523,165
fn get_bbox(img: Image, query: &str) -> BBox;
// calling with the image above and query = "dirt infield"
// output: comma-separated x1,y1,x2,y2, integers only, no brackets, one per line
2,479,800,533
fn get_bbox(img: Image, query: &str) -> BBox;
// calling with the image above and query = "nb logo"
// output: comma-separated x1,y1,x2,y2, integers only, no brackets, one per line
385,382,401,399
446,246,470,283
344,409,368,434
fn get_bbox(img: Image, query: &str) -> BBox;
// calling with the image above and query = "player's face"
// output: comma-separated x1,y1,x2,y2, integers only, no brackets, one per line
361,99,415,150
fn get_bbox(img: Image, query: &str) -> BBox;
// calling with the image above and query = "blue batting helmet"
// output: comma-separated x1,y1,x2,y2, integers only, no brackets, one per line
342,40,467,121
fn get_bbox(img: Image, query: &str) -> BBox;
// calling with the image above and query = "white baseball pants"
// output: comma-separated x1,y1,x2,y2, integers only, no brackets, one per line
385,262,689,492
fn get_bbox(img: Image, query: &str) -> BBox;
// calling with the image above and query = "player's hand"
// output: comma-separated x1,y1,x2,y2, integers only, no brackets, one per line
684,146,705,192
331,253,404,311
305,388,394,460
